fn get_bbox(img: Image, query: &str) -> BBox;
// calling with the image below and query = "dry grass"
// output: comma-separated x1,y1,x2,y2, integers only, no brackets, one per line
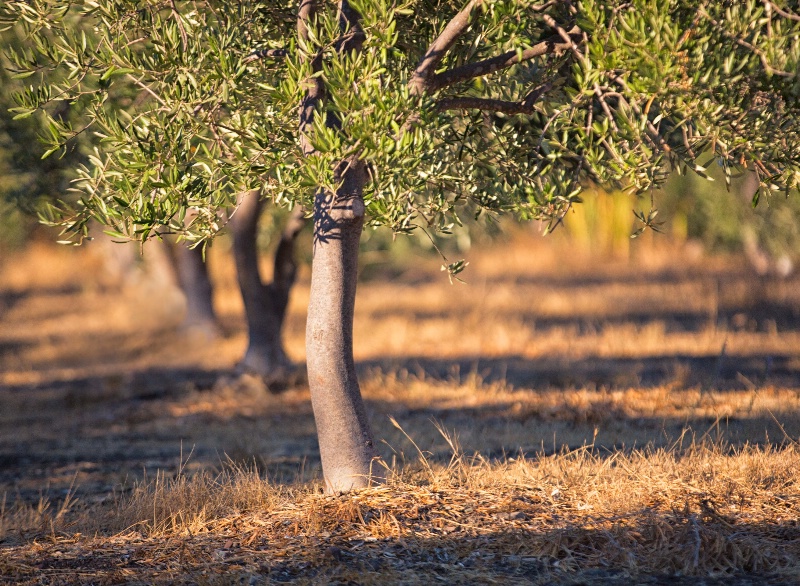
1,231,800,584
2,439,798,584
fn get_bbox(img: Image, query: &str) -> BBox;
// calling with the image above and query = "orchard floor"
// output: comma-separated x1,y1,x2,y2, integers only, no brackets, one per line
1,231,800,585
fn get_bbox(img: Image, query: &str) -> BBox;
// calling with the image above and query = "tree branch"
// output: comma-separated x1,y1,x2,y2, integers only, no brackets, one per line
435,82,553,114
337,0,365,53
540,13,585,63
764,0,800,22
409,0,483,96
435,96,532,115
298,0,324,156
169,0,188,53
436,96,533,116
243,48,288,63
603,73,671,153
428,27,580,92
697,6,793,77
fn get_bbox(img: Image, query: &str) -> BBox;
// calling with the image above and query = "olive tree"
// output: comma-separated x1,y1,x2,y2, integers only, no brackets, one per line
4,0,800,491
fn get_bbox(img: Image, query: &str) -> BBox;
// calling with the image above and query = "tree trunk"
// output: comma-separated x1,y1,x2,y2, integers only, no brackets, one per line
166,242,220,338
740,172,771,276
229,190,304,382
306,158,381,492
739,172,794,278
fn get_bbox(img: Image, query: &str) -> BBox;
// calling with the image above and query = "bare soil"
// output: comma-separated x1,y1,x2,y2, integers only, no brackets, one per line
1,232,799,584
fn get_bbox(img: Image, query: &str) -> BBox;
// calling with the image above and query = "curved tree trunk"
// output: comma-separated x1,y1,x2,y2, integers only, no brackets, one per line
298,0,379,491
306,158,380,492
229,190,304,382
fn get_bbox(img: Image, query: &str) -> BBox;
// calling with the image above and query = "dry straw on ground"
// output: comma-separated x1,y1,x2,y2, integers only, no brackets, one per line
2,437,799,584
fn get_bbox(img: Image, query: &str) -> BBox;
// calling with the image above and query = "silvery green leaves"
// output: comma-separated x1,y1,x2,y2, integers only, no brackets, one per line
3,0,800,245
1,0,297,244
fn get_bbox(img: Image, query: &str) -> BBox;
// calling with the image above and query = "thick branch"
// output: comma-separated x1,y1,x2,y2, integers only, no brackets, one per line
409,0,483,96
436,81,553,115
297,0,316,42
337,0,365,53
428,27,580,92
243,48,288,63
436,97,534,115
298,0,324,155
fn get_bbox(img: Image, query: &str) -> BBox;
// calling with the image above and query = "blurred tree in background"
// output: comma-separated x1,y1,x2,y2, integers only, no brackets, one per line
660,167,800,275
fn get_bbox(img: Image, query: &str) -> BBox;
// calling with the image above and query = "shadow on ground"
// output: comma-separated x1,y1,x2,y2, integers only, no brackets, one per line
360,352,800,392
2,350,800,506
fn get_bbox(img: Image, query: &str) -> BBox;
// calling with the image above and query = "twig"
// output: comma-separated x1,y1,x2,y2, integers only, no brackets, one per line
540,13,586,63
763,0,800,22
697,6,793,77
169,0,188,53
681,123,696,159
604,72,671,152
127,74,166,106
593,83,619,133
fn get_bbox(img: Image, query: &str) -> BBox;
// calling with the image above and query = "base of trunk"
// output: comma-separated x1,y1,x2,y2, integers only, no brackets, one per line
236,342,297,388
178,316,222,342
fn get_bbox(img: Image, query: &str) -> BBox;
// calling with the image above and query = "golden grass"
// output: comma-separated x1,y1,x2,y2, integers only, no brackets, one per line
2,438,798,584
1,231,800,583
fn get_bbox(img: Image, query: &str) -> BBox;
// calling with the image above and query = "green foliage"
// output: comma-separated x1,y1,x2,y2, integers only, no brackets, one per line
3,0,800,246
0,23,91,247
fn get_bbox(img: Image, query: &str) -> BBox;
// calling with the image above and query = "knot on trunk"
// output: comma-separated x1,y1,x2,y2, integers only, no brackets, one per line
313,191,365,246
314,156,367,242
332,195,365,222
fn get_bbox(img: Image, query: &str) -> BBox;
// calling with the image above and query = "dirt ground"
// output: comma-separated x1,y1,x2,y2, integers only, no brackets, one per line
1,231,799,584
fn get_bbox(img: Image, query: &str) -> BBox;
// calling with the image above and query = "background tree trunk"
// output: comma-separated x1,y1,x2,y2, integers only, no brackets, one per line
229,190,304,382
306,158,380,492
167,244,219,338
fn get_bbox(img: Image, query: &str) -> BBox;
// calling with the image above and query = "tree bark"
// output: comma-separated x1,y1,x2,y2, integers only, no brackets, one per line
229,190,304,382
306,158,380,492
298,0,379,491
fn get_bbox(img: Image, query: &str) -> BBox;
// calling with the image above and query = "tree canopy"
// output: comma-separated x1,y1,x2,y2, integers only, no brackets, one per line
3,0,800,254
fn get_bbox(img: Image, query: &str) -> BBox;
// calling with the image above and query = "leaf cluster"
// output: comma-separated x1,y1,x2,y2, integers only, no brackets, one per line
3,0,800,244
